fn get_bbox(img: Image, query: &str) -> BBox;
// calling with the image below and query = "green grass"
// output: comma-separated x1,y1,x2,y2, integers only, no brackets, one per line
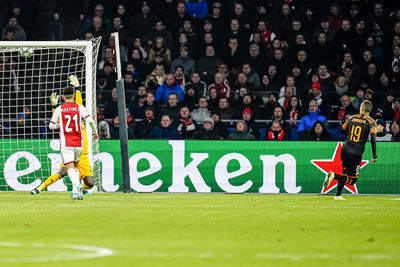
0,192,399,267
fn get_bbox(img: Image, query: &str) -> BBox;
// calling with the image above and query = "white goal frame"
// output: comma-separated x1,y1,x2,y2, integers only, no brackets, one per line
0,39,101,191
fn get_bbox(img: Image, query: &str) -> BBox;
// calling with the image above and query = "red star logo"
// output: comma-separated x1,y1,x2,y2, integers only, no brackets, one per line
311,142,369,195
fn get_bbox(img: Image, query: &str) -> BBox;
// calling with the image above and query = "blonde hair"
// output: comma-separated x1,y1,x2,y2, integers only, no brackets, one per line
361,100,373,113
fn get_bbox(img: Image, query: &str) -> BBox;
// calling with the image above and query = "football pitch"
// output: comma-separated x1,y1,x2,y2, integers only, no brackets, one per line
0,192,399,267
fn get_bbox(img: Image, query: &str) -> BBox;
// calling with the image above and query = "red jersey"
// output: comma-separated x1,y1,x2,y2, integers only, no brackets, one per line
50,102,91,147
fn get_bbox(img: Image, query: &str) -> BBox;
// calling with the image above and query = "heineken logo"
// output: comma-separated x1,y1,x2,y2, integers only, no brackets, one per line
1,140,396,194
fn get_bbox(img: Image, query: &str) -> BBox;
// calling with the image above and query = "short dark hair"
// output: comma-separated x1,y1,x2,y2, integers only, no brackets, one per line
63,86,75,97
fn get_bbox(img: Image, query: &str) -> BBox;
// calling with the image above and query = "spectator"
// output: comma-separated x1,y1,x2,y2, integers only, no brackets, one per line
261,93,278,120
304,82,328,116
228,121,256,140
109,116,135,140
327,3,342,31
84,4,111,32
179,19,197,46
231,2,250,31
149,64,167,87
222,37,243,72
211,110,229,139
170,46,196,76
130,85,147,120
260,74,278,92
172,32,193,59
148,36,172,65
129,1,158,39
123,72,140,99
317,64,333,90
389,45,400,85
87,16,107,39
265,120,290,141
222,18,249,52
375,119,392,141
331,94,355,121
181,87,197,111
266,106,291,140
144,91,161,118
155,74,184,102
242,108,260,140
148,114,182,140
112,16,130,48
191,96,211,123
241,63,261,90
247,43,267,76
192,117,220,140
185,72,207,97
184,0,208,19
128,48,147,78
104,88,118,120
173,66,190,88
272,3,294,41
390,119,400,141
218,97,236,120
133,107,159,139
208,72,231,98
331,75,350,102
126,108,135,130
1,16,26,41
312,32,337,69
298,100,329,139
98,120,110,139
2,27,15,41
352,88,365,111
208,2,226,37
207,87,219,111
255,19,276,47
166,1,191,38
177,106,197,139
385,98,400,121
305,121,333,141
312,18,335,44
278,85,295,109
163,93,181,124
284,95,302,127
132,37,148,61
196,45,223,84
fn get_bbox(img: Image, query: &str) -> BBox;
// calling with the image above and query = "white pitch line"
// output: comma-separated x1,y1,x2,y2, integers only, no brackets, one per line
393,198,400,200
124,251,400,261
283,205,400,210
0,242,114,263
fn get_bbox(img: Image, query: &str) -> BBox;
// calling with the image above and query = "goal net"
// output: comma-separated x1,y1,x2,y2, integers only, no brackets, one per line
0,38,102,192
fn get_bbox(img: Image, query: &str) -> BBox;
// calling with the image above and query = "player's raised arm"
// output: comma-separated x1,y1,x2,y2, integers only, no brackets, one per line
50,92,59,113
49,107,61,130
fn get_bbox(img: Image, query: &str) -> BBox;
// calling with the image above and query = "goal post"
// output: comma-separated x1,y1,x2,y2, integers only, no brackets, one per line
0,38,102,192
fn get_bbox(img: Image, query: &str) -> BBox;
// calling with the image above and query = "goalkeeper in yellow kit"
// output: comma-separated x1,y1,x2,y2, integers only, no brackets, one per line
31,75,95,196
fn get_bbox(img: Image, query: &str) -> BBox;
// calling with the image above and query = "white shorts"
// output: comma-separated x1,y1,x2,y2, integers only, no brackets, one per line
61,147,83,165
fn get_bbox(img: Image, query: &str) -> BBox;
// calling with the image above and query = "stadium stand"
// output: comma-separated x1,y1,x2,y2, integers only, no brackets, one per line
1,0,400,141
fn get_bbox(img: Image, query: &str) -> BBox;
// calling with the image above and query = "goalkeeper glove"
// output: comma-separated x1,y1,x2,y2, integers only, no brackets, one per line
69,74,80,87
50,93,59,107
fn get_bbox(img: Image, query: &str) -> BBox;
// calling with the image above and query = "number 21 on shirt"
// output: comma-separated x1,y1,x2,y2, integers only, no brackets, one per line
64,114,80,133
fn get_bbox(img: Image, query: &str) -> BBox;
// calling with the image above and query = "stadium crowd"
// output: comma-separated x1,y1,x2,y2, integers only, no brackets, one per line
1,0,400,141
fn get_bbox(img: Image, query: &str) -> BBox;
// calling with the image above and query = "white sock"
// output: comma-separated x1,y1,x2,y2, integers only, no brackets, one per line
68,168,79,193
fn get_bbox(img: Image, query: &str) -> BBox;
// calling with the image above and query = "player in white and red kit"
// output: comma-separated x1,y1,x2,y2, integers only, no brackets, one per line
49,86,98,199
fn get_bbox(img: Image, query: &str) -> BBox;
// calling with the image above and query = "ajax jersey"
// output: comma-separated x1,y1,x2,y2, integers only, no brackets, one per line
50,103,91,148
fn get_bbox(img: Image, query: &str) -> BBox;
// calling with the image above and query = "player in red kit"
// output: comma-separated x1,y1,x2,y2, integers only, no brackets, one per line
49,86,98,200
